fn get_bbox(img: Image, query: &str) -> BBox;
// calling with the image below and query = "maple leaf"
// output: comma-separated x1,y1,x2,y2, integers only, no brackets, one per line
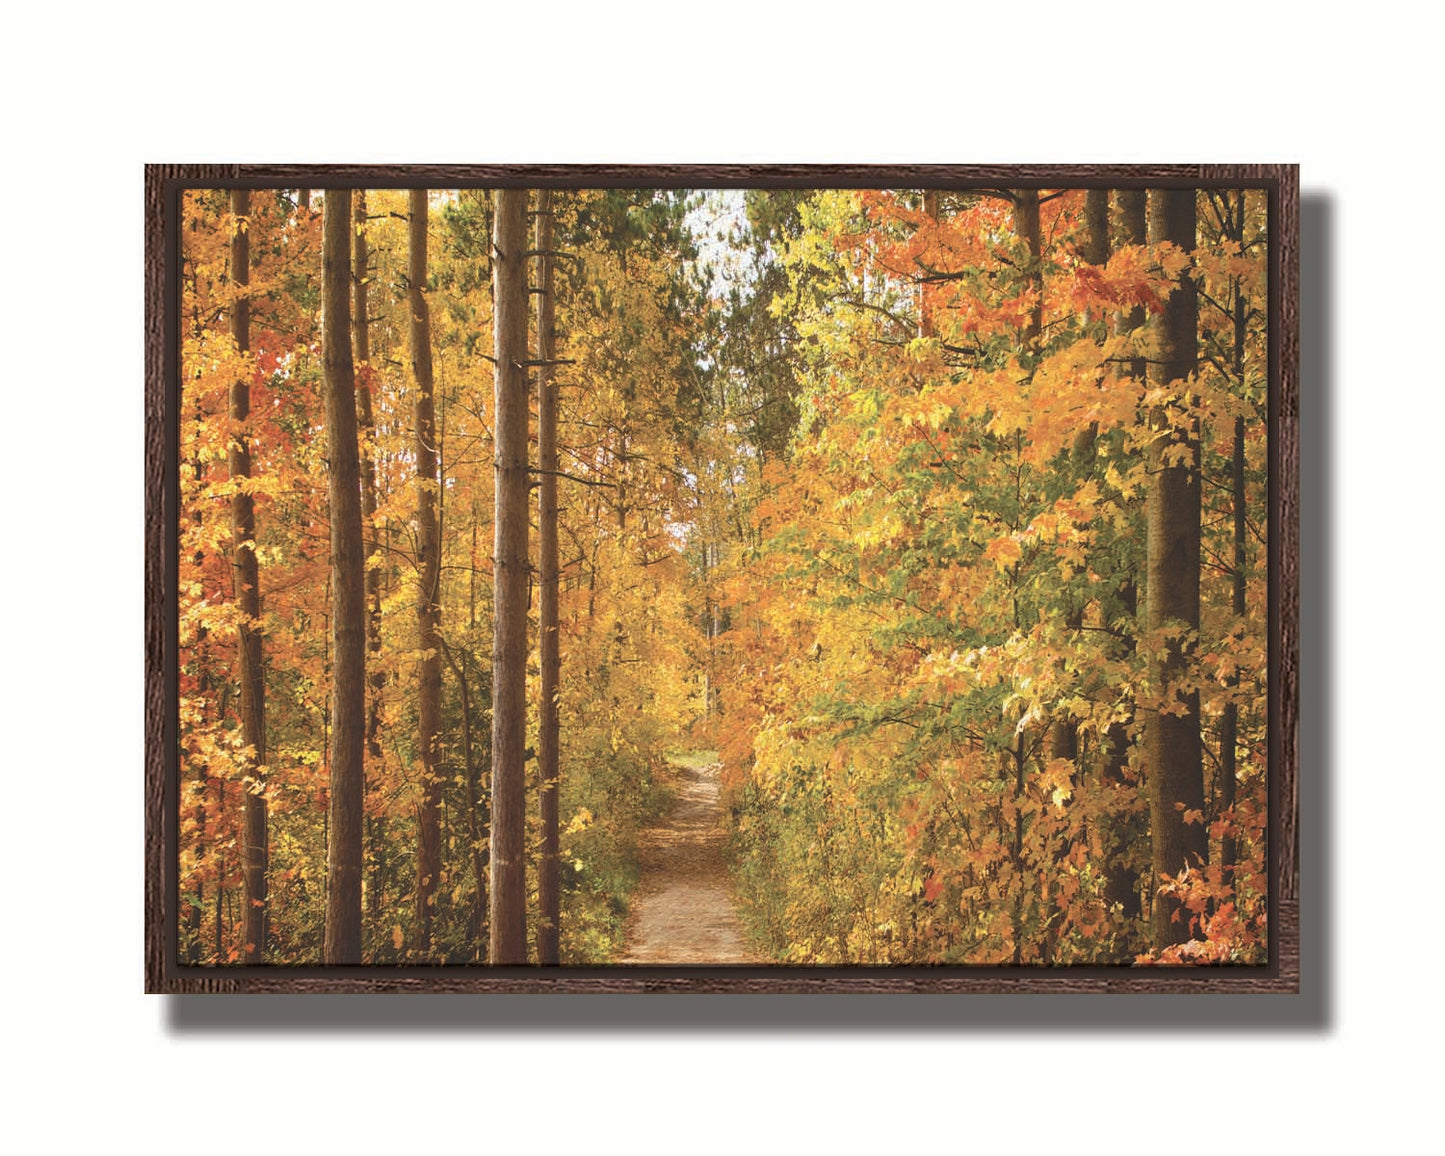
985,536,1023,570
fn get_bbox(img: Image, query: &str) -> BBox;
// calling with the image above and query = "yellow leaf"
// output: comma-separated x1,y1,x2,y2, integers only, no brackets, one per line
985,536,1022,570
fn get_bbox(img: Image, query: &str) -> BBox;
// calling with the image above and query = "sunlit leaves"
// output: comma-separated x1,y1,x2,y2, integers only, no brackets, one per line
720,187,1269,966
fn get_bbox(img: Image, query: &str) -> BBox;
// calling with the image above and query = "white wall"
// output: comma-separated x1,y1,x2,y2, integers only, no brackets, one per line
3,2,1433,1150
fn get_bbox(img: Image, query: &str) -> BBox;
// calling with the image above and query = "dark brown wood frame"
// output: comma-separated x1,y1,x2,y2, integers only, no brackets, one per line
146,163,1299,994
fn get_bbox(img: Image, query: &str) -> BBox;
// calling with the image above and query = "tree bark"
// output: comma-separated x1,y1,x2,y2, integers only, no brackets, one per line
214,782,225,959
229,189,268,963
322,189,366,965
535,189,562,965
1118,190,1149,381
191,444,211,964
1220,190,1248,880
918,189,939,339
1011,188,1043,354
353,192,384,770
443,642,488,960
1071,189,1111,463
410,189,444,955
1082,188,1109,266
352,191,387,941
1145,189,1206,948
489,188,530,964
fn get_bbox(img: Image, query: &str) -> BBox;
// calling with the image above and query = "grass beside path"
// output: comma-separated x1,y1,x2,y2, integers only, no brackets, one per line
666,749,720,771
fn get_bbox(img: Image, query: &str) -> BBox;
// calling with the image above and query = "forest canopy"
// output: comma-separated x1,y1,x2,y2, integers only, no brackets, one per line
175,184,1269,967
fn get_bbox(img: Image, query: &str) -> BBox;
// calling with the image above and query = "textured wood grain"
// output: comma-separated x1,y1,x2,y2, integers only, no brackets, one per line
154,163,1291,189
144,166,167,996
1276,168,1302,910
144,163,1301,996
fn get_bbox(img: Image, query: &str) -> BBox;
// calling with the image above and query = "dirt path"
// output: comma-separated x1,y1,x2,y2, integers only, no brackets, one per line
619,757,762,965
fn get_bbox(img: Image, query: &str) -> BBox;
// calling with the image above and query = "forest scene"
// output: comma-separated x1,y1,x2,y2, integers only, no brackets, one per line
175,182,1269,968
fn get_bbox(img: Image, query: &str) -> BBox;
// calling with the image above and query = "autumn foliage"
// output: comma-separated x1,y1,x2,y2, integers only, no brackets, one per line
176,184,1270,967
179,189,706,964
709,188,1269,965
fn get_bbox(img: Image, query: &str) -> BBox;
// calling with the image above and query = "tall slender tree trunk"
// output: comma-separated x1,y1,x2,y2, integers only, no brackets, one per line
352,191,387,938
469,496,480,629
535,189,562,966
443,643,488,960
188,783,207,962
1012,188,1044,353
703,540,721,718
1082,188,1109,266
353,194,384,767
1219,190,1248,880
1145,188,1206,948
229,189,268,963
410,189,444,955
322,189,366,965
1007,740,1026,966
1118,191,1149,383
918,189,940,339
1069,189,1111,469
188,448,211,963
489,188,530,964
214,781,225,959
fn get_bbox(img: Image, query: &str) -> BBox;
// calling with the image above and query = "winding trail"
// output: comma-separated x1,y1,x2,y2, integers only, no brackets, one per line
619,757,762,965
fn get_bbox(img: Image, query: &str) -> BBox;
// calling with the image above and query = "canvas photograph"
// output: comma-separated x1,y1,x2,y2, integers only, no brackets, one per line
147,166,1296,990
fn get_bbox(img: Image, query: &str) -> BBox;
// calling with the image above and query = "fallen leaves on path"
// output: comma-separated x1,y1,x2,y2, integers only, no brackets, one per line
619,759,764,965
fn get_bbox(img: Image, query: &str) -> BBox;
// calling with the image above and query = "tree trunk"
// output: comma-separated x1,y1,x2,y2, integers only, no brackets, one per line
1100,582,1141,931
322,189,366,965
918,189,939,339
535,189,562,966
352,191,386,941
489,188,530,965
1220,191,1248,880
353,193,384,769
229,189,268,963
1011,188,1043,354
189,451,211,964
1071,189,1110,463
1145,189,1206,948
443,643,488,960
214,781,225,959
1082,188,1109,266
410,189,444,955
1118,190,1149,380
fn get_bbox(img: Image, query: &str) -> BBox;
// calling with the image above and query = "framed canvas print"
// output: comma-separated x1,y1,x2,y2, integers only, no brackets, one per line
145,164,1298,993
